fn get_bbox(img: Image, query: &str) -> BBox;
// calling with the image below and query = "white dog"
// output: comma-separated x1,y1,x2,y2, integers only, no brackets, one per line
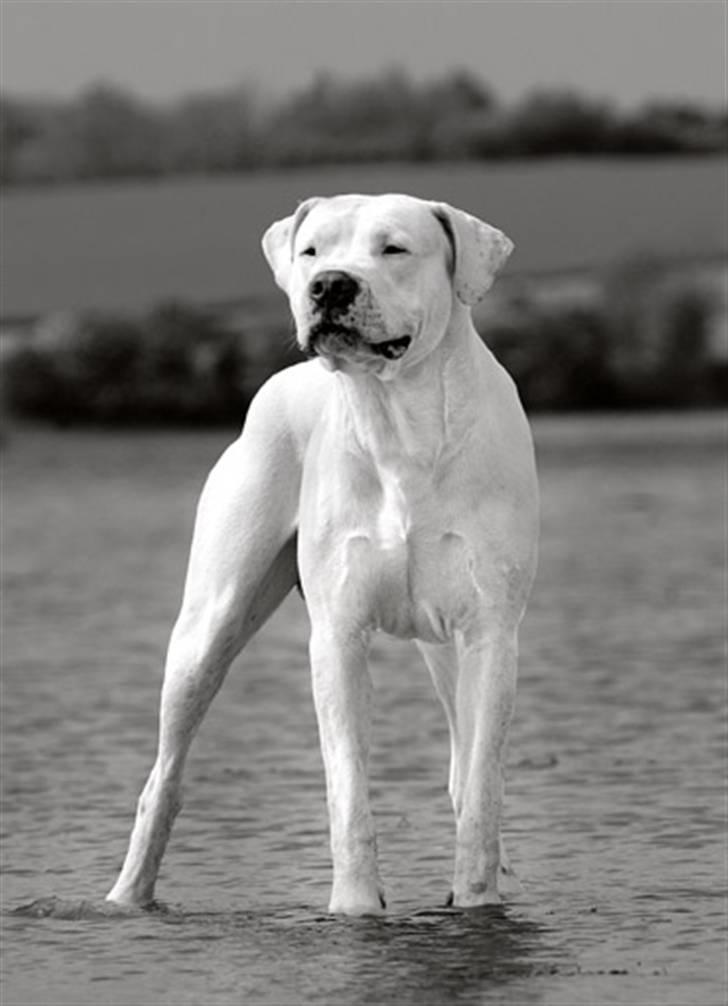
106,193,539,916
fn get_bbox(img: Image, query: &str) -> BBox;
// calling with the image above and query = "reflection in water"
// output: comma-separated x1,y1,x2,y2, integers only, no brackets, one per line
11,898,564,1004
305,909,558,1004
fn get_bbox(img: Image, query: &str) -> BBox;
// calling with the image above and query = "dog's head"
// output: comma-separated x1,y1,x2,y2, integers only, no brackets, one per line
262,193,513,376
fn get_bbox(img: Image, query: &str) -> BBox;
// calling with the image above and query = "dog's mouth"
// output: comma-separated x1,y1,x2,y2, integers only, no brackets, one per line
369,335,412,359
307,324,412,362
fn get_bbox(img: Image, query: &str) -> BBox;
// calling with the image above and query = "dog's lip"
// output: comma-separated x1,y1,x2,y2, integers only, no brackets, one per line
368,335,412,360
305,323,359,358
306,325,412,362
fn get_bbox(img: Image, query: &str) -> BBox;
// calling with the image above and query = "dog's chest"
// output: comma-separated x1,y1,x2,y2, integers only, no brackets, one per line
303,461,485,643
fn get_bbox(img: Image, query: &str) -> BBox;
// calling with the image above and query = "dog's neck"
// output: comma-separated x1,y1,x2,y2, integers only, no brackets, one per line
330,309,486,469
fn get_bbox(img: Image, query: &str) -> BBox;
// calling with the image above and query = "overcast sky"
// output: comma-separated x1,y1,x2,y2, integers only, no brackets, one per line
1,1,725,108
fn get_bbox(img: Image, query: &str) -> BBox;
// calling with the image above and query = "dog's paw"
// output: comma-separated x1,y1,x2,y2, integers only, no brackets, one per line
328,881,387,917
448,881,502,909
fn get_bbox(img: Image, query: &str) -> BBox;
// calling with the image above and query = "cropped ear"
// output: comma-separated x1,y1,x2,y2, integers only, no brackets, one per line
261,197,320,293
431,202,514,306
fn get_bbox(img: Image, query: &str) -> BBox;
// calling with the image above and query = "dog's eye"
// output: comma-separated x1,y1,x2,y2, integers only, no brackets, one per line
300,247,317,257
382,244,408,256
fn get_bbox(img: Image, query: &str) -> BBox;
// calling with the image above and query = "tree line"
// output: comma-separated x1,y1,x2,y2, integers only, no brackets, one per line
2,70,726,185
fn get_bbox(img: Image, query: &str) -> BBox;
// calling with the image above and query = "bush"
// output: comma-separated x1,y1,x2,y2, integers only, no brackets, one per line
481,263,724,411
3,303,294,426
3,265,723,425
484,294,619,410
602,256,721,407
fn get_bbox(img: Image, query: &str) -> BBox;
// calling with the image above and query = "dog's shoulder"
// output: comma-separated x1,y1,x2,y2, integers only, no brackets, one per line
245,361,334,463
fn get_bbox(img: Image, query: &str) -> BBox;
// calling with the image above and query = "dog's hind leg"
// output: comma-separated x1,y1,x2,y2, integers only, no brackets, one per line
106,377,306,908
416,641,459,804
106,536,297,908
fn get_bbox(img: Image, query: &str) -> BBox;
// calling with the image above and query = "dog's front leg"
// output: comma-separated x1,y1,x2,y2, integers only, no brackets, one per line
309,626,385,916
450,629,518,907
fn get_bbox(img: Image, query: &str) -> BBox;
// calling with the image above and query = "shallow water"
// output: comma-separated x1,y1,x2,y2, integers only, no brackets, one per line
1,414,725,1004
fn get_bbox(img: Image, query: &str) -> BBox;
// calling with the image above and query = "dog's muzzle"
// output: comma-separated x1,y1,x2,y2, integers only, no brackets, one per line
306,270,412,361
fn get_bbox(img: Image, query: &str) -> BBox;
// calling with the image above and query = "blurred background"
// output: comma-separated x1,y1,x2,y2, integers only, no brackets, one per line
1,6,727,1004
1,0,726,420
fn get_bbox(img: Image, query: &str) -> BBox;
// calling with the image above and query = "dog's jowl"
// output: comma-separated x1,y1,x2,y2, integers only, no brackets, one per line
106,194,539,916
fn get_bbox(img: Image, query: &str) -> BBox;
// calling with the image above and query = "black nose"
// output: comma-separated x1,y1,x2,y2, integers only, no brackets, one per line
309,271,360,312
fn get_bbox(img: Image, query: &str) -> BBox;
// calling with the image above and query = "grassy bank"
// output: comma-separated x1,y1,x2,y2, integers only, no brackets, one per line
2,158,725,318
